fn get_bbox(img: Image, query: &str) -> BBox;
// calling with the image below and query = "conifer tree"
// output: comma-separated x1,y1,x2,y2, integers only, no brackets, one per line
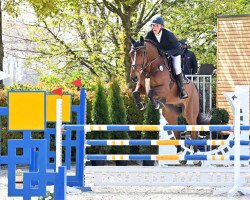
123,89,144,154
140,101,159,156
86,81,110,155
108,80,130,156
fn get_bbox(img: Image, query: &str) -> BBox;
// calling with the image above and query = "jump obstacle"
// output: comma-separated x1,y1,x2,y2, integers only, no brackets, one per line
63,86,250,196
0,86,250,199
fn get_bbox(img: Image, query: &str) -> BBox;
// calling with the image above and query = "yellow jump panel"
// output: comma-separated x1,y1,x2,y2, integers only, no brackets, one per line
46,95,71,122
9,91,46,131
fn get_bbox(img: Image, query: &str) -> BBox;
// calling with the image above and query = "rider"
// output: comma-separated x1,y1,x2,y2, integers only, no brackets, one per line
145,16,188,99
179,39,198,76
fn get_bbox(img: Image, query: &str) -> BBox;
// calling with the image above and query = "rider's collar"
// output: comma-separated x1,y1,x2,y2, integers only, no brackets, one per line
155,29,162,43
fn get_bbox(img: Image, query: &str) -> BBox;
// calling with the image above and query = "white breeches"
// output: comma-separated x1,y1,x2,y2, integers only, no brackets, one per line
171,55,182,75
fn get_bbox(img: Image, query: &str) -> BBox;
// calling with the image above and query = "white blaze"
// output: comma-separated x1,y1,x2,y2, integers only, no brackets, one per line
145,78,150,94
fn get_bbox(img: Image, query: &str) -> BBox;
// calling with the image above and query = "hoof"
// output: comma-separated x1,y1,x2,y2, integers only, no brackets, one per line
154,103,160,109
179,160,187,165
193,160,202,166
177,150,187,165
136,102,145,110
152,101,163,110
158,101,164,109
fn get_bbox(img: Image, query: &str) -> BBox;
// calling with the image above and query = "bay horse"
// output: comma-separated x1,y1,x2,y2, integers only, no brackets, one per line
129,36,208,155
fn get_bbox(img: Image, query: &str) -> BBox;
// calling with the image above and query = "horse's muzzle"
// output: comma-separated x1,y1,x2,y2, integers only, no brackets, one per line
131,76,138,83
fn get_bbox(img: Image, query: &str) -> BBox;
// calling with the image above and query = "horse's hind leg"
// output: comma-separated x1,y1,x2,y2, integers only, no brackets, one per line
162,105,182,153
148,89,165,109
184,99,200,154
162,105,188,165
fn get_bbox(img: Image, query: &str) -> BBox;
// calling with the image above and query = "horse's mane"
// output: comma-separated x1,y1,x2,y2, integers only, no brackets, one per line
144,39,163,56
131,38,164,56
144,39,159,49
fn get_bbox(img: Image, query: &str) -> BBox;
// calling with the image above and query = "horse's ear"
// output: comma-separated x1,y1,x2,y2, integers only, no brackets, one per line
130,36,136,45
140,36,144,43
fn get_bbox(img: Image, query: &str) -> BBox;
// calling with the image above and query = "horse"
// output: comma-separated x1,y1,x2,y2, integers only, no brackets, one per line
129,36,208,156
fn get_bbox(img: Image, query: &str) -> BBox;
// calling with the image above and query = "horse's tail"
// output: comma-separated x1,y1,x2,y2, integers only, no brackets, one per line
194,84,211,125
197,112,211,125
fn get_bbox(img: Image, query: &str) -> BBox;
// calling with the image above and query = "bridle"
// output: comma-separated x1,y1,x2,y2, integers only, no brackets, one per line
131,43,160,74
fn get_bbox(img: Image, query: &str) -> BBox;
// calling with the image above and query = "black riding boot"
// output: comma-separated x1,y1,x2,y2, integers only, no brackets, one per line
177,73,188,99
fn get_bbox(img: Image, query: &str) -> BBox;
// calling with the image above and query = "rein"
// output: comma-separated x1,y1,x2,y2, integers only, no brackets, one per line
142,55,161,78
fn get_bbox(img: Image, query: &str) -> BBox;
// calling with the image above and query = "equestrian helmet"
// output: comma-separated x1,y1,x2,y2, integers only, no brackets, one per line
151,16,164,26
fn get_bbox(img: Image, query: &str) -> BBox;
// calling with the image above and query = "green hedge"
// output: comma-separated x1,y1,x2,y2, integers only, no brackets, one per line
210,108,229,125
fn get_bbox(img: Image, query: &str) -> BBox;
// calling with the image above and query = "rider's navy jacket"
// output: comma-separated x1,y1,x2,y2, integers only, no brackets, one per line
145,28,182,56
181,49,198,75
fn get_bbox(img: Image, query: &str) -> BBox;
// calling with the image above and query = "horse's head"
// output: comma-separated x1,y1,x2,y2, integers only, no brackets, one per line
129,36,161,83
129,36,147,83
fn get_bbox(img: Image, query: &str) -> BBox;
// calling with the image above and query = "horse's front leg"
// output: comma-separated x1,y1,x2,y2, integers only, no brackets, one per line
132,82,146,110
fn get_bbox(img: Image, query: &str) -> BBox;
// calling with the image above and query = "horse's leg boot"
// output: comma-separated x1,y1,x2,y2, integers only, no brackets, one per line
137,102,145,110
157,99,165,109
132,91,145,110
177,73,188,99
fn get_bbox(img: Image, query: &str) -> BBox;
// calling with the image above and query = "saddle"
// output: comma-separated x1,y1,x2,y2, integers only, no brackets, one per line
163,54,190,84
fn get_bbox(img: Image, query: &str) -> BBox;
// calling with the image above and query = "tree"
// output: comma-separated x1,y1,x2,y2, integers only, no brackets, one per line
140,100,159,165
86,81,110,163
3,0,61,18
123,88,145,154
102,0,161,84
107,79,129,165
0,2,3,88
20,0,161,84
2,0,249,86
162,0,250,64
1,0,63,87
5,1,126,82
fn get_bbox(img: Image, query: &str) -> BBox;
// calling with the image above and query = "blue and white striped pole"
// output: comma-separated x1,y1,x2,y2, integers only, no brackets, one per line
63,124,250,132
86,154,250,161
86,139,250,146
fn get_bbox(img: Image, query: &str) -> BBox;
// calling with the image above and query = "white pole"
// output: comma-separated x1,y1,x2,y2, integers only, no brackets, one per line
214,87,250,196
56,98,63,173
228,95,241,196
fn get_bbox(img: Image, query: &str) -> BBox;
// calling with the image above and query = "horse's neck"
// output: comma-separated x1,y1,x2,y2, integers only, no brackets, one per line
146,43,168,68
146,43,159,61
146,43,172,80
